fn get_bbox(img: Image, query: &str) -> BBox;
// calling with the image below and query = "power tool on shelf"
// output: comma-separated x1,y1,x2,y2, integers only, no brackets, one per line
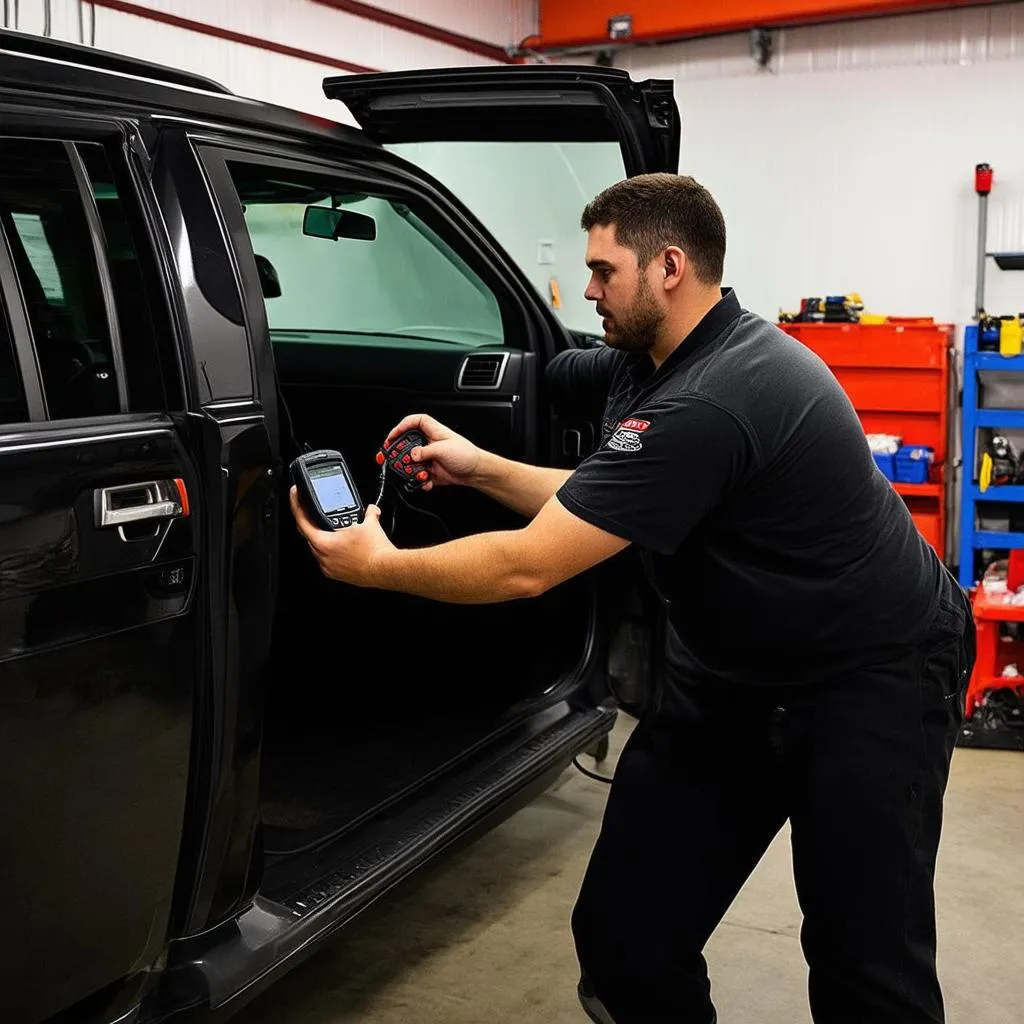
976,312,1024,354
778,293,864,324
979,434,1021,491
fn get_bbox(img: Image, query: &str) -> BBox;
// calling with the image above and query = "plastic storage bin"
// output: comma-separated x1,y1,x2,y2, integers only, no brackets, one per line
895,445,933,483
873,452,896,480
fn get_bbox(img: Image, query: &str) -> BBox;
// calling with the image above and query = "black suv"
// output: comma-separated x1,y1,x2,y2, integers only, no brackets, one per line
0,31,679,1023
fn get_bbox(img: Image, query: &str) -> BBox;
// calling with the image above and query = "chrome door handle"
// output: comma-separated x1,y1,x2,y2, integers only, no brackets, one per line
94,480,185,529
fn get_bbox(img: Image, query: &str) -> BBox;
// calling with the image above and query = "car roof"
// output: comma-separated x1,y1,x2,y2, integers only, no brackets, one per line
0,28,376,153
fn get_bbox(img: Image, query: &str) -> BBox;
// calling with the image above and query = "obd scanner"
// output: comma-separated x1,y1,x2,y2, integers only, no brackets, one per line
376,428,431,491
292,432,444,539
290,449,364,530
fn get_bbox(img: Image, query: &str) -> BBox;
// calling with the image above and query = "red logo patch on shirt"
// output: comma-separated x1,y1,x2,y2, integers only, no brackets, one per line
620,417,650,432
606,416,651,453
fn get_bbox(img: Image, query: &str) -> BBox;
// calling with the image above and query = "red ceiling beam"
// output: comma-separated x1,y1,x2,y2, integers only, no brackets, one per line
528,0,997,51
90,0,379,74
312,0,516,63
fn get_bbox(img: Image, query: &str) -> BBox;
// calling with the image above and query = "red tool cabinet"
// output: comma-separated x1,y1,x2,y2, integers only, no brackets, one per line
779,320,953,561
965,588,1024,719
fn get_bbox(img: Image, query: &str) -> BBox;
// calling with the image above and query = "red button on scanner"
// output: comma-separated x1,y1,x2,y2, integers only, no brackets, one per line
403,454,411,463
375,451,385,465
416,470,429,481
404,466,413,475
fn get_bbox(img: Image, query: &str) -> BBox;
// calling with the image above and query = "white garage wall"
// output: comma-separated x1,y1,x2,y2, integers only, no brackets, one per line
5,0,537,121
357,0,536,49
611,4,1024,330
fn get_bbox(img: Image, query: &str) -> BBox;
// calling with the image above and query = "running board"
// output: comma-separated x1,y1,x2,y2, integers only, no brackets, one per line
156,702,614,1019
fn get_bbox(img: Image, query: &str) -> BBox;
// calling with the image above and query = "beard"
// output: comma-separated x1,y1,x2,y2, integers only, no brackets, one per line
599,276,665,354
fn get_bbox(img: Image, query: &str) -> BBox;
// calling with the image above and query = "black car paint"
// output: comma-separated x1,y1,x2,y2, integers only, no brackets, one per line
0,37,678,1024
0,416,201,1023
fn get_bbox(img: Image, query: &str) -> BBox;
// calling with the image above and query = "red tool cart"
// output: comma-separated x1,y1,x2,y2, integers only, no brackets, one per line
779,319,953,560
960,584,1024,749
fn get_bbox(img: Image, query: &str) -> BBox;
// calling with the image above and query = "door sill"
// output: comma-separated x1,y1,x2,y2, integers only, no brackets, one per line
157,702,614,1020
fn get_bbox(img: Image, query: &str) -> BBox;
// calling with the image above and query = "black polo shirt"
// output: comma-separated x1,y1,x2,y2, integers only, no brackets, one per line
550,290,946,686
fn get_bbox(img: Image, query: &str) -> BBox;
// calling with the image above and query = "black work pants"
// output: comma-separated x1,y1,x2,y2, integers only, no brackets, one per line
572,593,975,1024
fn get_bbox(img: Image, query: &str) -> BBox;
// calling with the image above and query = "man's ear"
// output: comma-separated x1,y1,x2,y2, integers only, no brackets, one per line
661,246,686,291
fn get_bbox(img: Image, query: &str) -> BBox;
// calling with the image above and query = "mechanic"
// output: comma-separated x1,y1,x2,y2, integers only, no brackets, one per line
290,172,976,1024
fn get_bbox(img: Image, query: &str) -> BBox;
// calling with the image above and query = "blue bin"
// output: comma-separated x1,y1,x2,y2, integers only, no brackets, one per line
895,445,933,483
873,452,896,480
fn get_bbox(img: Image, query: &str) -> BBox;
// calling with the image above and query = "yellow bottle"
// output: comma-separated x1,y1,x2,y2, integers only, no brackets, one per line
999,315,1023,356
980,451,993,493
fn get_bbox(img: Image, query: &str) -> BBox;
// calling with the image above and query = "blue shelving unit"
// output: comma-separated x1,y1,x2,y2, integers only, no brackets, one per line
958,324,1024,584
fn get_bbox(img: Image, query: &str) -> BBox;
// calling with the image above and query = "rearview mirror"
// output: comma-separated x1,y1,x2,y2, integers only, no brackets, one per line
302,206,377,242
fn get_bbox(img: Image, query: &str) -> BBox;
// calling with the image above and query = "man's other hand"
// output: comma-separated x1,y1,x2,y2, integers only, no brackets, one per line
383,414,481,491
290,486,393,586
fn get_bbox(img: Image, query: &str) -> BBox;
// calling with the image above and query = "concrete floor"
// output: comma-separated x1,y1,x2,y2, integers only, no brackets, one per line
235,717,1024,1023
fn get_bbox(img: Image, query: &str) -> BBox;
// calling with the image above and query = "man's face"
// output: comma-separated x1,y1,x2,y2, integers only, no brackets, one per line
584,224,665,353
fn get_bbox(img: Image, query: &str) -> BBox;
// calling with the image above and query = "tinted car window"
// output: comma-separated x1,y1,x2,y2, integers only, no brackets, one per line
227,162,504,349
0,138,120,419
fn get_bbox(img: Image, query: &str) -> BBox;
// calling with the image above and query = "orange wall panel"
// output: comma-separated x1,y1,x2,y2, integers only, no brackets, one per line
536,0,989,49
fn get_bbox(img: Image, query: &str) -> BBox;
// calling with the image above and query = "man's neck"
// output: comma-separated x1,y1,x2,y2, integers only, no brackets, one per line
649,287,724,369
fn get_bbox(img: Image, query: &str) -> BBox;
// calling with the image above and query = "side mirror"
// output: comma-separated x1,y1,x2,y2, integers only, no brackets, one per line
302,206,377,242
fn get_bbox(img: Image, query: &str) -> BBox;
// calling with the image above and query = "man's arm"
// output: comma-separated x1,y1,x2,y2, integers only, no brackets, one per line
470,450,571,518
290,488,629,604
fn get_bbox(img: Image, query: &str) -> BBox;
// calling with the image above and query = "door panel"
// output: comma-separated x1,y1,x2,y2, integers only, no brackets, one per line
279,370,530,544
273,341,529,512
0,419,199,1023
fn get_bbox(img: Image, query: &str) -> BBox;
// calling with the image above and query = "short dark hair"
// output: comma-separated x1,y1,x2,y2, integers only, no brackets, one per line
580,173,726,285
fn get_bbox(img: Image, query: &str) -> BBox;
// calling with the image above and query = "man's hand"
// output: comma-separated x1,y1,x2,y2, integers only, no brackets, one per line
386,412,572,518
290,486,394,586
383,414,480,492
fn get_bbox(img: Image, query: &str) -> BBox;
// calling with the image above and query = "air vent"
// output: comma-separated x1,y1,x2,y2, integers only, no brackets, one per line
457,352,509,390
